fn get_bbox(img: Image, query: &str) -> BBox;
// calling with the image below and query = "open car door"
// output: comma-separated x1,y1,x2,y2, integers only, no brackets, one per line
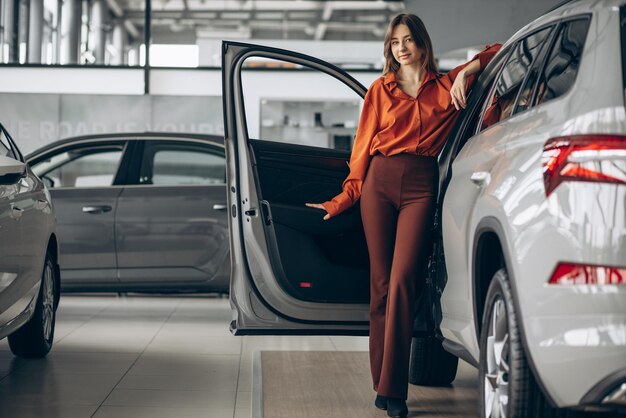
222,41,379,335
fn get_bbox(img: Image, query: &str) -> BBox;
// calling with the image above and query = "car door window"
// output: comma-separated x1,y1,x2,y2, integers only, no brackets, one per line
139,141,225,186
534,18,590,106
478,27,553,132
241,58,363,151
32,146,124,188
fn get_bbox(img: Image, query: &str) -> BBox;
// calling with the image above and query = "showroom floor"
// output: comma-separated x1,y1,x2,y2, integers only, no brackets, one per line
0,295,478,418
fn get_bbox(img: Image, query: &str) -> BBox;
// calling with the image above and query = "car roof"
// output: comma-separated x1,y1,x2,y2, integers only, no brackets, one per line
25,131,225,160
506,0,624,47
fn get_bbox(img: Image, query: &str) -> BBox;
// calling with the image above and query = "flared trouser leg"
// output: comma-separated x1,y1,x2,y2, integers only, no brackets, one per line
361,154,436,400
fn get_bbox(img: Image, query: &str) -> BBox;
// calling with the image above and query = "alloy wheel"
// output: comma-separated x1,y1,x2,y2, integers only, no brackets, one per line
42,261,55,342
484,297,510,418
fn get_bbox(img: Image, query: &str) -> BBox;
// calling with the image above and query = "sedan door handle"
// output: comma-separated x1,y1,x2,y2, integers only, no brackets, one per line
212,204,227,211
470,171,491,187
82,205,112,214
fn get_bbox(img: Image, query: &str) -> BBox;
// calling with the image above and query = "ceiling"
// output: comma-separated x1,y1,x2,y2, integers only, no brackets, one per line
112,0,406,43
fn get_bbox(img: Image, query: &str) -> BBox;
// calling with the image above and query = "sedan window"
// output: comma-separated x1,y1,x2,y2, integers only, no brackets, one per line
139,142,225,186
32,147,124,188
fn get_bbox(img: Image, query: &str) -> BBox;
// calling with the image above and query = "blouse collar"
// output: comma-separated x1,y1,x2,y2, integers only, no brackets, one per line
383,70,437,88
383,70,438,100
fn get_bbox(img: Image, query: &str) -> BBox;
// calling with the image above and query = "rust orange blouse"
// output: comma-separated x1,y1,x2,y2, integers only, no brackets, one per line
322,43,502,217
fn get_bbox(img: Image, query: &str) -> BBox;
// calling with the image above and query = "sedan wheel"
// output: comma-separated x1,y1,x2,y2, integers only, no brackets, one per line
8,251,58,358
42,260,55,342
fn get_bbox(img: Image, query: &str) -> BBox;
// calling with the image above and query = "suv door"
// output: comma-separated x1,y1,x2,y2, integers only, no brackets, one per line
114,138,229,291
29,140,127,287
223,41,382,334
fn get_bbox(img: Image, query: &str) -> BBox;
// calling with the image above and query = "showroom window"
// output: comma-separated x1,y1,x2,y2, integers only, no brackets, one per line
0,0,145,65
0,1,401,67
139,141,225,186
32,146,124,187
478,26,553,132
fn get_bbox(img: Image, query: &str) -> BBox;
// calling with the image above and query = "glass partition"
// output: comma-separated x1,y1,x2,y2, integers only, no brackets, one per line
0,0,402,67
0,0,145,64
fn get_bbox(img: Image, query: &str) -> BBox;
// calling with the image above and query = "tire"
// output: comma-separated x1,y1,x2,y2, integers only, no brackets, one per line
409,336,459,386
8,252,57,358
479,268,562,418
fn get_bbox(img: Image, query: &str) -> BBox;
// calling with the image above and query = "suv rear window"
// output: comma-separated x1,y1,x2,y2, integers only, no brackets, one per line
535,18,590,106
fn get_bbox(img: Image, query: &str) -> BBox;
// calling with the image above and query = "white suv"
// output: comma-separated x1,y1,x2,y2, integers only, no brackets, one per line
222,1,625,416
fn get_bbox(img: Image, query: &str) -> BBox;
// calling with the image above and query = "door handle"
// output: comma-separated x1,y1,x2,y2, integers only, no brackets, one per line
212,204,227,211
35,199,49,210
82,205,112,214
470,171,491,187
10,206,23,220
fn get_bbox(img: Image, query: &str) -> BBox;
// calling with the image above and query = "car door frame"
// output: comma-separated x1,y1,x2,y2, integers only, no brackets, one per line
223,41,380,334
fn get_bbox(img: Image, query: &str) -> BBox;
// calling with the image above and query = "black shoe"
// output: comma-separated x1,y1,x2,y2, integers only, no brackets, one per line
387,398,408,417
374,394,387,410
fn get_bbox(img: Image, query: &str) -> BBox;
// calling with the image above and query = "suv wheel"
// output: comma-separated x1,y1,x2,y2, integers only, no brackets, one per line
8,252,57,358
480,268,562,418
409,336,458,386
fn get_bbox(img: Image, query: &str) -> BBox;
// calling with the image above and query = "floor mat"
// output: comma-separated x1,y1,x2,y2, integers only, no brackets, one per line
261,351,478,418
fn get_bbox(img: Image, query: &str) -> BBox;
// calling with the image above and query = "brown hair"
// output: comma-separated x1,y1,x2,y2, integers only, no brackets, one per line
383,14,437,75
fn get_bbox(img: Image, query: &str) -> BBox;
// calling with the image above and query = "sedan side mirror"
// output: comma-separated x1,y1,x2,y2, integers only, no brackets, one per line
0,155,26,185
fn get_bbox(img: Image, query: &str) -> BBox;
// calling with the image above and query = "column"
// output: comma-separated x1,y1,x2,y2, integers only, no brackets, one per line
27,0,43,63
59,0,81,64
89,0,105,63
111,20,125,65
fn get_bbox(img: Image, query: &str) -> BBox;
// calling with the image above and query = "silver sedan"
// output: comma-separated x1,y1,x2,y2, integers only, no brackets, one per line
27,132,230,294
0,123,59,358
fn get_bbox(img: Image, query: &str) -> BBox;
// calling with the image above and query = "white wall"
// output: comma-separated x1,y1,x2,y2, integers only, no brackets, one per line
0,67,145,95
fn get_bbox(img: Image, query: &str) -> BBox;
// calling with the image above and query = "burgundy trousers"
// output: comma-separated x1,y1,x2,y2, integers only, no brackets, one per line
360,153,438,400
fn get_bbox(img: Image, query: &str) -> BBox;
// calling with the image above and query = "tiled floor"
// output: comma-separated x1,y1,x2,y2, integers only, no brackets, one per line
0,295,370,418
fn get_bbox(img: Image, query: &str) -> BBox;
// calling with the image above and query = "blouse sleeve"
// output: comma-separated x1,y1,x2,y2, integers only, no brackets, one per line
444,43,503,87
322,90,379,218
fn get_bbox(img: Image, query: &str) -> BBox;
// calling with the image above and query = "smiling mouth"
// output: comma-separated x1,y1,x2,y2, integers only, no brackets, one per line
398,54,410,59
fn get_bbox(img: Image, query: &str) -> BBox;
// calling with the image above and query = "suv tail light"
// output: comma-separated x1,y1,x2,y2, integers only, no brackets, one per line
549,262,625,285
542,135,626,196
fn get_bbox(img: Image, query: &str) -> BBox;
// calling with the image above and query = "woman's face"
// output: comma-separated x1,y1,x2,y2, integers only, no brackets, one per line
390,24,424,67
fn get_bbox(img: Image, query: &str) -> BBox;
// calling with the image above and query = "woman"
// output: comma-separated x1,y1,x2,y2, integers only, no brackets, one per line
307,14,501,418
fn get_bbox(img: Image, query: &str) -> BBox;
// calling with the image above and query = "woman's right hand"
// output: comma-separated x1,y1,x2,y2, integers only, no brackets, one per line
305,203,331,221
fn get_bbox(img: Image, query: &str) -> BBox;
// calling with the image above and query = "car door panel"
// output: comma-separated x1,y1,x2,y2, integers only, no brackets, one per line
248,140,369,304
115,139,229,290
28,140,128,287
51,187,122,284
115,185,229,286
224,41,376,333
